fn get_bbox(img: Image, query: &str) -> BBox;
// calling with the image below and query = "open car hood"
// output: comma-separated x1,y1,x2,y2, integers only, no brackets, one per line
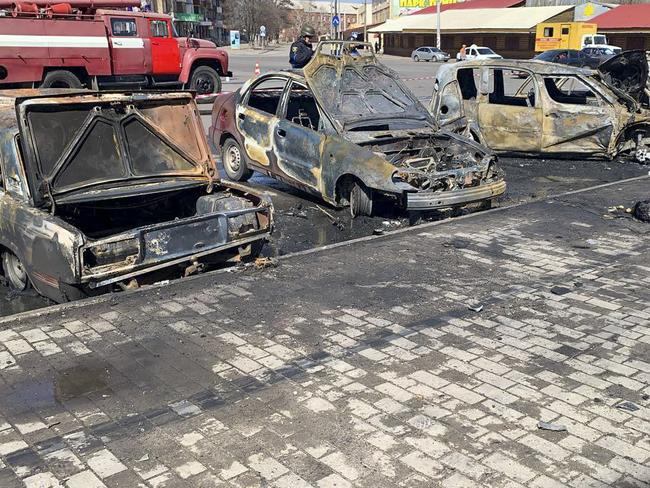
597,50,649,105
303,41,435,130
16,91,215,207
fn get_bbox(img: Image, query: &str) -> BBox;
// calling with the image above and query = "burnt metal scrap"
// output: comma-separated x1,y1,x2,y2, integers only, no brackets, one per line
210,40,505,217
0,89,272,303
430,51,650,163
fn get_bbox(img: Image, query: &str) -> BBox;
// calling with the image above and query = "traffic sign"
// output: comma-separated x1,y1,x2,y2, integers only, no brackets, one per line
260,25,266,37
332,15,340,27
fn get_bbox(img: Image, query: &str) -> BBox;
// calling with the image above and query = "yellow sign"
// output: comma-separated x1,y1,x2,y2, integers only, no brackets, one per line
399,0,459,7
583,3,594,17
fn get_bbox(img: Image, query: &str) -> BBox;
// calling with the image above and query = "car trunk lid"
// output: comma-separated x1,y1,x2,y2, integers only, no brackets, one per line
16,91,216,208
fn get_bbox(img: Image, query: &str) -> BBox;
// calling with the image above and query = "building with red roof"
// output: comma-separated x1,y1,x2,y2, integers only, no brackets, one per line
413,0,524,15
591,4,650,50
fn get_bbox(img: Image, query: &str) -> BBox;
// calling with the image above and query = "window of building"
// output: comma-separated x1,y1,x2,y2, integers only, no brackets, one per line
246,78,287,115
505,35,519,51
150,20,169,38
543,27,554,37
111,18,137,37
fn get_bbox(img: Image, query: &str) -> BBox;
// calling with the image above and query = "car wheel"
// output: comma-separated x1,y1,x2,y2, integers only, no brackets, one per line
349,181,373,217
2,251,30,291
413,55,419,62
221,138,253,181
190,66,222,97
40,70,83,89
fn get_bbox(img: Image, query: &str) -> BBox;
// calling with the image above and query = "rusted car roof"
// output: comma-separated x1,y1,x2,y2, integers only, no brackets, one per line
450,58,595,75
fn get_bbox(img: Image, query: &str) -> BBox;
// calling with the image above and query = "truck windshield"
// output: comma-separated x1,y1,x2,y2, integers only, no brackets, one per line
594,35,607,44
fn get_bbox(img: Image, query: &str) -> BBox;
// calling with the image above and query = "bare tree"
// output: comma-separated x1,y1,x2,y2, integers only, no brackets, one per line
223,0,292,43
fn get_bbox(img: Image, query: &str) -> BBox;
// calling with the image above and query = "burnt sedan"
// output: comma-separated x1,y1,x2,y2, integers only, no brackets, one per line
0,90,272,303
210,41,505,217
431,51,650,162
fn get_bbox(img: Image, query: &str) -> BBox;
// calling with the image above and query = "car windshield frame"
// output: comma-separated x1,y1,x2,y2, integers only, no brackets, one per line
477,48,495,55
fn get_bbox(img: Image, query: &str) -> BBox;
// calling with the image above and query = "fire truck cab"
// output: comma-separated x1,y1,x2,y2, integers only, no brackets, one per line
0,0,231,96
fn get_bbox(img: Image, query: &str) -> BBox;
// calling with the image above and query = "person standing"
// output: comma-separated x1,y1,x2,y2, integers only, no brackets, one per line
290,25,316,69
458,43,467,61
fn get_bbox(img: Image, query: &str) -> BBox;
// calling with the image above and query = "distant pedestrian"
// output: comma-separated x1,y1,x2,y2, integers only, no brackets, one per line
290,25,316,69
458,43,467,61
374,40,380,53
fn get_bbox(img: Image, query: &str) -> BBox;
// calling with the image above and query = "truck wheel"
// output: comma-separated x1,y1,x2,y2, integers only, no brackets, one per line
221,138,253,182
41,70,83,89
2,251,30,291
350,181,373,217
190,66,222,98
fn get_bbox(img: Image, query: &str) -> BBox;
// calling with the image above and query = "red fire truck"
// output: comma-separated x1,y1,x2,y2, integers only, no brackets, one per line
0,0,231,95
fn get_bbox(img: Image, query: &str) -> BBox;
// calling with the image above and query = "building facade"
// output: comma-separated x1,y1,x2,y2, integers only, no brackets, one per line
282,0,361,41
148,0,225,41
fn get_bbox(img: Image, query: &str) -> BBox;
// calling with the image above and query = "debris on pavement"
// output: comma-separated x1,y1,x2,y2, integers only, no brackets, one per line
633,200,650,222
468,304,483,312
537,421,568,432
551,286,572,296
616,401,640,412
254,257,278,269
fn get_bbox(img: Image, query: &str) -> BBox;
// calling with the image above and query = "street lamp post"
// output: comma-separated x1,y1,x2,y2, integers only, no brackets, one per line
363,0,367,43
436,0,441,49
334,0,338,39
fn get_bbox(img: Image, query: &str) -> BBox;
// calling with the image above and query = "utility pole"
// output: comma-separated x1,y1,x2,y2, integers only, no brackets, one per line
436,0,441,49
334,0,338,39
363,0,367,43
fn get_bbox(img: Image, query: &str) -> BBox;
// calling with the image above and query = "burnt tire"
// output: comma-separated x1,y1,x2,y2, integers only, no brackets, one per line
634,200,650,222
40,70,83,89
350,181,373,218
221,138,253,182
190,66,222,98
2,251,30,291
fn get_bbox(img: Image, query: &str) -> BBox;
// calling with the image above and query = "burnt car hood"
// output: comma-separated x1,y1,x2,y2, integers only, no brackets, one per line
303,41,435,130
16,91,216,207
597,50,649,105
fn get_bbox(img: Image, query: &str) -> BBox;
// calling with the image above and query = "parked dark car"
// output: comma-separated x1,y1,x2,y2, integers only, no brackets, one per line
0,90,273,303
533,49,599,68
210,41,505,217
581,46,618,65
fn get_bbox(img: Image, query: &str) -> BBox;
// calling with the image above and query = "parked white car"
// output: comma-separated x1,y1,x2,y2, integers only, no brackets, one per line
457,44,502,61
411,46,450,62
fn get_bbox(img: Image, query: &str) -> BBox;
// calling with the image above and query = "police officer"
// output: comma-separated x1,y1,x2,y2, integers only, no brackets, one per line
290,25,316,69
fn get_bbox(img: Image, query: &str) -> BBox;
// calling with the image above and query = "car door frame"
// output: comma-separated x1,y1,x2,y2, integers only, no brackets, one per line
272,79,327,194
476,66,543,152
538,74,617,156
148,18,181,76
236,75,288,173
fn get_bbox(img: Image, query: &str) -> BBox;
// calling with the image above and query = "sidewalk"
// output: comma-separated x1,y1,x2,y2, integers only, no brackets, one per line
0,178,649,487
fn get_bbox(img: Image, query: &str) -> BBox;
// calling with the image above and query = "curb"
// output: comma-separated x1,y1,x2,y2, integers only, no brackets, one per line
1,174,648,326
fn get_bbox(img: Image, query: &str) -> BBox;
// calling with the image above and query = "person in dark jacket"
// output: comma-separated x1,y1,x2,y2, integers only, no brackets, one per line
290,25,316,69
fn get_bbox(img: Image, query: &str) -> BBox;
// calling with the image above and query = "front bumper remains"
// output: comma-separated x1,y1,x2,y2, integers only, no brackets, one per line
406,180,506,210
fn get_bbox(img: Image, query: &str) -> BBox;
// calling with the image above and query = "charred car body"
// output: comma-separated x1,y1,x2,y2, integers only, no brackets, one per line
0,90,272,303
210,41,505,216
430,51,650,162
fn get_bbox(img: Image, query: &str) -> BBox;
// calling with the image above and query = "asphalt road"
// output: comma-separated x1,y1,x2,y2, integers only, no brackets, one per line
1,47,648,316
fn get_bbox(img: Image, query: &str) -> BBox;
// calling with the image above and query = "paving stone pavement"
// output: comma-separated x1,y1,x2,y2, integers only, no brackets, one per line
0,179,649,488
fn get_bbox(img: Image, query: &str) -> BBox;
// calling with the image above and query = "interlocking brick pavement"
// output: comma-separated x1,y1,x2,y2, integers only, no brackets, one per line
0,178,648,487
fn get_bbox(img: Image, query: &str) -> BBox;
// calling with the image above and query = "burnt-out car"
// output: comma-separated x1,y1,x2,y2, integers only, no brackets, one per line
430,51,650,162
210,41,505,216
0,90,272,303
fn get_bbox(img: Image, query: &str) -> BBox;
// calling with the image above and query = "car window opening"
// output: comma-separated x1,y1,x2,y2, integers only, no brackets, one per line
286,84,321,130
457,68,478,100
544,77,599,106
488,69,535,108
247,79,286,116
